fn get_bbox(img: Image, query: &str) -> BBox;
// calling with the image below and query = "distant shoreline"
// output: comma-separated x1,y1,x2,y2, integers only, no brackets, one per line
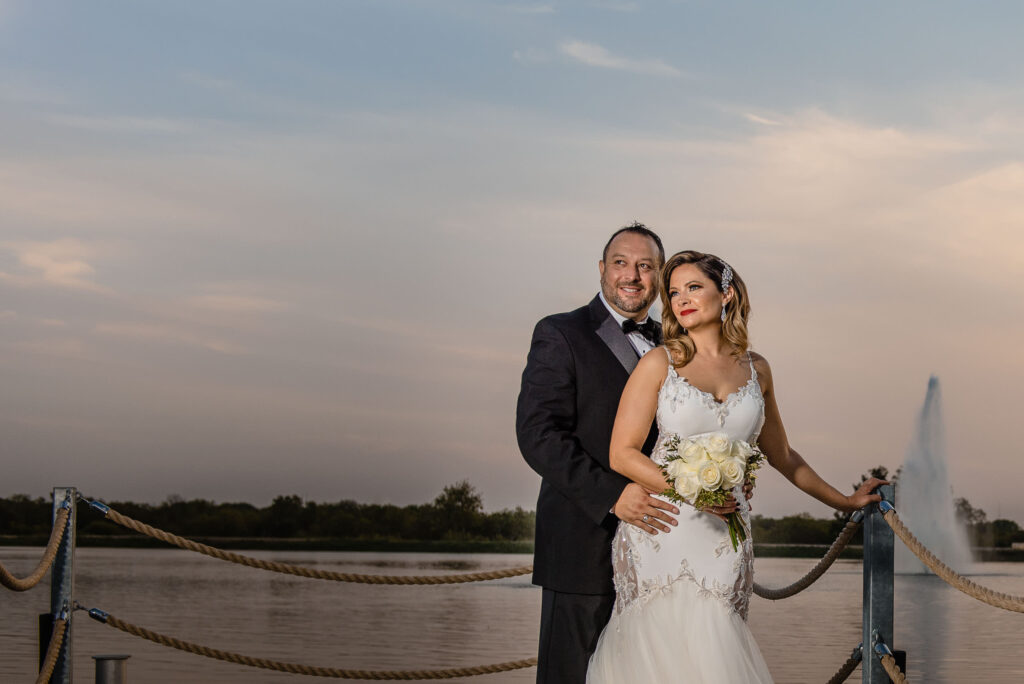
3,535,1024,561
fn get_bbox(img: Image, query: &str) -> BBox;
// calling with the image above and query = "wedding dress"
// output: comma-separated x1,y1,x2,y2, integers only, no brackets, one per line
588,350,773,683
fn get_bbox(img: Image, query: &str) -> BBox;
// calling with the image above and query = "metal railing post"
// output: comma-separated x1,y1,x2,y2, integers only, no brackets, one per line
93,654,130,684
50,487,76,683
862,483,894,684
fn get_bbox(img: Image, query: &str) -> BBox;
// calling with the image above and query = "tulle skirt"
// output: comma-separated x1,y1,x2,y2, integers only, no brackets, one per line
587,577,773,684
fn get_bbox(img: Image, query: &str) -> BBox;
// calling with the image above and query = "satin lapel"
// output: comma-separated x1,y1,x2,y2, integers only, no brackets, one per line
590,296,639,375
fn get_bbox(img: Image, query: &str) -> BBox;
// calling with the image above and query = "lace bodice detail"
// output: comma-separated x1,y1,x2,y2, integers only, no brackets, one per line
611,349,766,621
656,351,765,442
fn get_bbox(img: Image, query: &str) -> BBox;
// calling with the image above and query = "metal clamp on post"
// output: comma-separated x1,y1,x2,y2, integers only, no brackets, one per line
87,608,111,624
87,499,111,516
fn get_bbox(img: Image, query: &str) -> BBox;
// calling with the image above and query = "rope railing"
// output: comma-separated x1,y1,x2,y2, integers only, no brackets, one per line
85,603,869,684
824,644,861,684
753,513,862,600
0,504,70,592
84,606,536,680
31,492,1020,684
878,654,907,684
35,614,67,684
880,502,1024,613
84,499,532,585
874,642,907,684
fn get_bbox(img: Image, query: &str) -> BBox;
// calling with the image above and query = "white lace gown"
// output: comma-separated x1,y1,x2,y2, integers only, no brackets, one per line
588,352,773,683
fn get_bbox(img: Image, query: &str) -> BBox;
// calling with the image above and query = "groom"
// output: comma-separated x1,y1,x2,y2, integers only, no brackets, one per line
516,223,681,683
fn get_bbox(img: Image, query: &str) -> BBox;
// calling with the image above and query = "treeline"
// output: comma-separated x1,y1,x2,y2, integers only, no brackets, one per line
954,496,1024,548
4,479,1024,548
0,481,534,542
751,513,851,545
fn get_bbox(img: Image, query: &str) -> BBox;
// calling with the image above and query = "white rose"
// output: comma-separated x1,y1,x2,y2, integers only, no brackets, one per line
665,459,689,480
679,440,708,465
720,458,745,488
701,433,732,462
731,440,754,463
697,461,723,490
675,474,700,502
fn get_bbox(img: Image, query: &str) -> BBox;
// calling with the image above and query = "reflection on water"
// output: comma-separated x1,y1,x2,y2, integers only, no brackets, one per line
2,549,1023,683
897,573,950,683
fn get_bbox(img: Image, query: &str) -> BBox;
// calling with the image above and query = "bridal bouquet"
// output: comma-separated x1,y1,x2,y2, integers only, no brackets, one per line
658,432,765,551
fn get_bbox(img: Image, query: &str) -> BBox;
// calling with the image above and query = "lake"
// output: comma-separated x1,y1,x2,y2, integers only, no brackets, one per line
3,548,1024,683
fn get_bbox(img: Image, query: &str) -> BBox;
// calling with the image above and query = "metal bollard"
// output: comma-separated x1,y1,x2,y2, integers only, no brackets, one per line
93,655,129,684
862,484,895,684
51,487,77,683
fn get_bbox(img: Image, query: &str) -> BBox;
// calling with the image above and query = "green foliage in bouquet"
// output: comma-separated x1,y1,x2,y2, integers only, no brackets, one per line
657,432,766,551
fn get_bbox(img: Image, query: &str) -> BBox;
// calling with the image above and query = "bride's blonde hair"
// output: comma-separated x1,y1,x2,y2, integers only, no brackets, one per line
660,250,751,368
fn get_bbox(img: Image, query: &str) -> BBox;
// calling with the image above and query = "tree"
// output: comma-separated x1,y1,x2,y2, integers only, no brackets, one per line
433,481,483,538
264,495,304,537
954,497,987,527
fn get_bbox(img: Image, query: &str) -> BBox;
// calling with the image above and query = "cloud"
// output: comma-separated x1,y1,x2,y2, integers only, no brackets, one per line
93,321,246,355
513,47,550,65
559,40,682,77
744,113,782,126
0,239,109,292
45,114,191,134
178,71,236,91
187,294,287,313
505,3,554,13
594,1,639,10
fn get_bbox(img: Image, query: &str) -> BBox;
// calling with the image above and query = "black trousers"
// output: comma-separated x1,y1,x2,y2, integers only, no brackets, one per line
536,588,615,684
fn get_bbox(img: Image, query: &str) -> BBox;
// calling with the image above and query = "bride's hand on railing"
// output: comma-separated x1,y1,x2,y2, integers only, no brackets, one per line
842,477,889,512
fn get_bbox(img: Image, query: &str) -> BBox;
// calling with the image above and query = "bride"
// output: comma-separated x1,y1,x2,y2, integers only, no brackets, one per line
587,250,886,683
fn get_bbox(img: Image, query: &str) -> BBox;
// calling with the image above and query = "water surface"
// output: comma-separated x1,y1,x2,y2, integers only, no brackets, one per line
3,548,1023,683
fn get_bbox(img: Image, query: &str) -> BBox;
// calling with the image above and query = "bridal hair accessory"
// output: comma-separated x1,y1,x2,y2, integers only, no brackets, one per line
719,260,733,294
719,259,733,322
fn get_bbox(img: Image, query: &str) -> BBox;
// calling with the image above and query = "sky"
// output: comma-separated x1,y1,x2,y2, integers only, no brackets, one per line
2,1,1024,521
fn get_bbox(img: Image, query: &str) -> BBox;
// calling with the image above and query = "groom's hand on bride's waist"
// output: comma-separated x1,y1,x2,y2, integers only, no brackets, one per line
613,483,679,535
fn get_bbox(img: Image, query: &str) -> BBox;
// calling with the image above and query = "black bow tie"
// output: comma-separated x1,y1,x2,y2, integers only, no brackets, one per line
621,318,659,343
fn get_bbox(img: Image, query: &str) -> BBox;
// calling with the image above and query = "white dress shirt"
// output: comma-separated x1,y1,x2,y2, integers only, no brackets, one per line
599,291,656,358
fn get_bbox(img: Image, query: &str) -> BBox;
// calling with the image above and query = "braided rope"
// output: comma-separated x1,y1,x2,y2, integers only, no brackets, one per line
102,508,531,584
879,654,907,684
753,519,861,600
0,508,70,592
883,509,1024,612
94,611,535,680
824,647,861,684
35,617,67,684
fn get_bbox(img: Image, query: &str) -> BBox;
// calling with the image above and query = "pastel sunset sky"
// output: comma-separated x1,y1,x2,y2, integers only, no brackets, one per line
3,1,1023,520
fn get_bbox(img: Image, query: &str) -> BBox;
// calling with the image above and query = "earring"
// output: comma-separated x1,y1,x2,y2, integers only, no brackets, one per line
721,305,727,322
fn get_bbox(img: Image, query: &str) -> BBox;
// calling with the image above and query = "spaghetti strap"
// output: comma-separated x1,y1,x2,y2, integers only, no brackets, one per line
747,352,757,382
664,346,678,376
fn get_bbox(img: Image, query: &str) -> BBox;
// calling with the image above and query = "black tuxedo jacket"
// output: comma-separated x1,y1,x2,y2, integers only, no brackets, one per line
516,295,659,595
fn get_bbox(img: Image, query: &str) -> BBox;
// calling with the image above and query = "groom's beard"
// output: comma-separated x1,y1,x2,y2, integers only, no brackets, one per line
601,274,656,315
